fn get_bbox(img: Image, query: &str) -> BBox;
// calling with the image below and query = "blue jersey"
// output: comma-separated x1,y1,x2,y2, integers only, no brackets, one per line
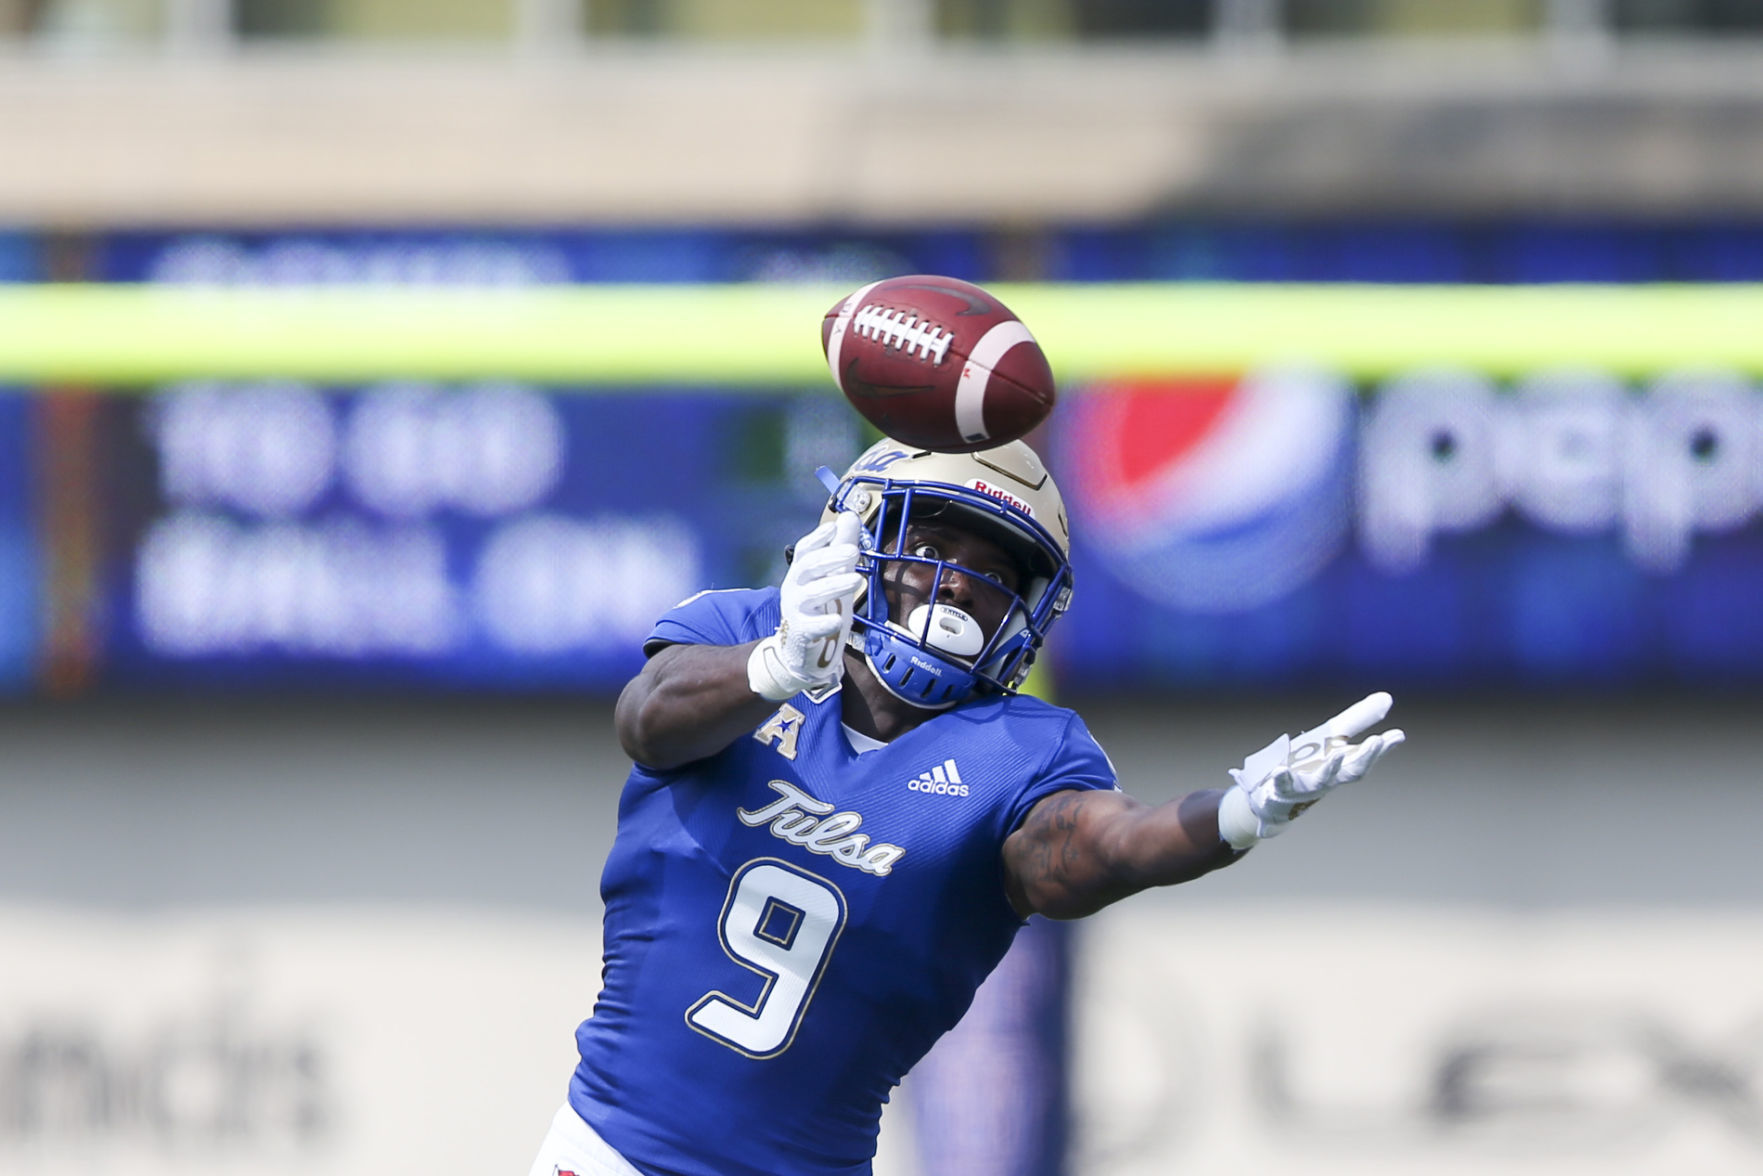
570,588,1117,1176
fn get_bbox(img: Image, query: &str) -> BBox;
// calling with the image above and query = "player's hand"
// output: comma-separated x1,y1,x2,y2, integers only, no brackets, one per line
1216,692,1406,849
747,512,865,702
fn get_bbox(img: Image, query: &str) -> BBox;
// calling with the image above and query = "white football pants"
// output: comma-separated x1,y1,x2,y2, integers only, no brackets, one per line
526,1104,645,1176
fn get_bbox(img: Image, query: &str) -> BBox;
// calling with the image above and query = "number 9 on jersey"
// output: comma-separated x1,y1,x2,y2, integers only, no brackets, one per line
686,859,848,1058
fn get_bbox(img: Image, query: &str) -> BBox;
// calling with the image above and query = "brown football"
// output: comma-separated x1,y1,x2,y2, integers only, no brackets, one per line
821,275,1056,453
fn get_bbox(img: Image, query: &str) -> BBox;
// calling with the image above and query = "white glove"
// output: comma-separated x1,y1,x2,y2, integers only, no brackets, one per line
747,512,865,702
1217,692,1406,849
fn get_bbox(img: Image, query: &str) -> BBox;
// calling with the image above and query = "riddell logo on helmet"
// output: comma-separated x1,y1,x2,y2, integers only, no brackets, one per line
970,480,1034,517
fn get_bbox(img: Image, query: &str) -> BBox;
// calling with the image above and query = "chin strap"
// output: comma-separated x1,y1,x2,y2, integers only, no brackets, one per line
860,625,972,710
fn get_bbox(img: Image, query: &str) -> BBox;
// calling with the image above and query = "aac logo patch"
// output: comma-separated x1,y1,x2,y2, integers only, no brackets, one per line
753,703,806,761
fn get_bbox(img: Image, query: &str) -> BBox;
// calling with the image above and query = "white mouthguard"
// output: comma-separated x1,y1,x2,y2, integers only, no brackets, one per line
898,603,985,658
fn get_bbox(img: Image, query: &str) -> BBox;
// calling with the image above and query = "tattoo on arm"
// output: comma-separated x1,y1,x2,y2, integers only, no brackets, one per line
1027,791,1087,890
1005,788,1242,920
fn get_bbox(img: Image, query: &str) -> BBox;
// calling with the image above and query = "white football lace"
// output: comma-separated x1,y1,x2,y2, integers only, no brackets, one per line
852,305,954,365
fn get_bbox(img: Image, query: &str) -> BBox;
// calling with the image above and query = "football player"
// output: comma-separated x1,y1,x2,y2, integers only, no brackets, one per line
528,438,1404,1176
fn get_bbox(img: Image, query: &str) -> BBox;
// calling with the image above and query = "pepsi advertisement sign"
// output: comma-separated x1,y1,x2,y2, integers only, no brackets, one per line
1052,369,1763,690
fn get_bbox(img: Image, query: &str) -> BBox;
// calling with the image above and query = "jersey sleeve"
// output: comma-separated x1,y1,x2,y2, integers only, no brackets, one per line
642,587,779,657
1000,710,1120,838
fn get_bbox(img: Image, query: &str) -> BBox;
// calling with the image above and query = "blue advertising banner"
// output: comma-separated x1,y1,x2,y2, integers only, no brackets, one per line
63,223,1763,692
1048,220,1763,282
99,383,865,691
1050,369,1763,691
0,391,37,692
0,235,42,692
0,232,38,283
95,228,987,287
89,370,1763,694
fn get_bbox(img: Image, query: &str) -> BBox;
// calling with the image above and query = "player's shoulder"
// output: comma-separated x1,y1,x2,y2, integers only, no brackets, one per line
945,693,1118,808
958,691,1101,754
669,585,778,621
988,690,1076,724
981,689,1080,725
643,586,779,656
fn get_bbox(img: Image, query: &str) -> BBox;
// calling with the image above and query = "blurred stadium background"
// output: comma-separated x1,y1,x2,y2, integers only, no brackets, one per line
4,2,1763,1174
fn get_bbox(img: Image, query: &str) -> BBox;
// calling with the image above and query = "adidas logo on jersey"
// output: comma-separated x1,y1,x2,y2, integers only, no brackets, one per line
907,759,967,797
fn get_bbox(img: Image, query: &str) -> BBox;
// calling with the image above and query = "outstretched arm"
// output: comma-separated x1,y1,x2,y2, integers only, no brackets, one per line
1002,787,1240,919
1002,693,1406,920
